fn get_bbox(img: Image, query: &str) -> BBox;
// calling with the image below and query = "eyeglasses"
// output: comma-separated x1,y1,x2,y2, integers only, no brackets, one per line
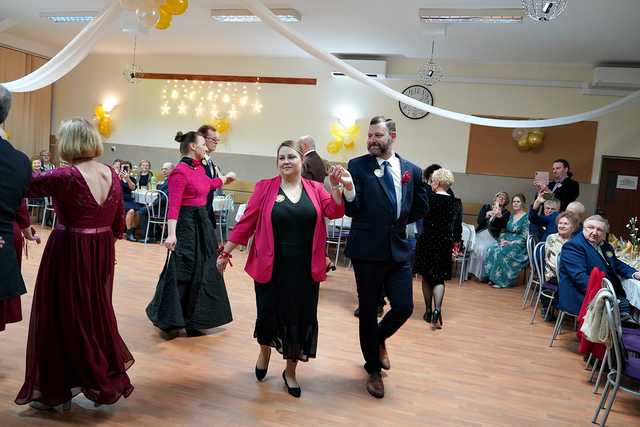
205,136,220,143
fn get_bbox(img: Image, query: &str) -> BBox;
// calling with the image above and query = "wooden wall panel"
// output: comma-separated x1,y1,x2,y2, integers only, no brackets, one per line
0,46,52,159
466,117,598,183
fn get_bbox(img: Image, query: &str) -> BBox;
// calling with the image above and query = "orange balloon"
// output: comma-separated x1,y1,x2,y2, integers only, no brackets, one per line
155,8,172,29
162,0,188,16
98,116,113,138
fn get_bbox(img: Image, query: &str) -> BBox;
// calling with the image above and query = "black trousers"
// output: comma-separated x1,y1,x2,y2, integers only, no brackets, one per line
352,259,413,374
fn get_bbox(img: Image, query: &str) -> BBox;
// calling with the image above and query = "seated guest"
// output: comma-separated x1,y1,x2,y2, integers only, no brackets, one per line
483,193,529,288
528,194,560,241
544,212,580,282
558,215,640,322
119,160,139,241
565,201,586,233
468,191,511,280
138,162,174,243
39,149,55,172
31,159,41,172
137,159,154,189
112,159,122,173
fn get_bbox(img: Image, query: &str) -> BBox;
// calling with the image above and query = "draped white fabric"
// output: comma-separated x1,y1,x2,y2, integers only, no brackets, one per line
242,0,640,128
1,1,120,93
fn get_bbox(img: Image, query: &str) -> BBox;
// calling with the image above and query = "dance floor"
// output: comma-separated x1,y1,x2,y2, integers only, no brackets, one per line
1,226,639,426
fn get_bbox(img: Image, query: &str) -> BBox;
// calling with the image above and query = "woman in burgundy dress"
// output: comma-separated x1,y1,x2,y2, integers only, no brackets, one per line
16,118,134,410
146,131,234,337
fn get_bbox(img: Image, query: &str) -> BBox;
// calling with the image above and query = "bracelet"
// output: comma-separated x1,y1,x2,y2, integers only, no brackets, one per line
217,248,233,266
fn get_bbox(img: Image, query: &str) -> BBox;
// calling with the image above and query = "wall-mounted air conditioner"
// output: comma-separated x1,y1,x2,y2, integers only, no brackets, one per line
331,59,387,79
592,67,640,89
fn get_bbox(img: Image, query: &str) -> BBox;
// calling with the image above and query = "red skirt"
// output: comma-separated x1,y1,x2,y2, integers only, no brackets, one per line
0,222,23,332
15,226,134,406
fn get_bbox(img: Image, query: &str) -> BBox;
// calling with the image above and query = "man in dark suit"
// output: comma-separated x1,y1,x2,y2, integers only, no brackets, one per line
344,116,428,398
198,124,223,229
298,135,327,183
0,85,32,308
559,215,640,322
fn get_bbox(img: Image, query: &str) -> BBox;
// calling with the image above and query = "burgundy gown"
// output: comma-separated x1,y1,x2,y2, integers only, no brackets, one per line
0,200,28,332
15,166,134,407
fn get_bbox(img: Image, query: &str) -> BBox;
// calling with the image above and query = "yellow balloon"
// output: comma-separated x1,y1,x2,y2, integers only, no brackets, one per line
95,104,106,120
346,123,361,138
330,122,344,139
98,116,113,138
512,128,527,141
517,135,531,151
155,8,172,29
343,137,355,150
527,132,543,148
213,118,230,135
162,0,188,16
530,128,545,138
327,139,343,154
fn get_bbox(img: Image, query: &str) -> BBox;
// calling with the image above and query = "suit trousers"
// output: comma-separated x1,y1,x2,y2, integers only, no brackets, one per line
352,259,413,373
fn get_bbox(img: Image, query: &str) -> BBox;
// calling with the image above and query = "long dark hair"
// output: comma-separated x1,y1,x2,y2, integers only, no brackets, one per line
175,131,200,155
554,158,573,178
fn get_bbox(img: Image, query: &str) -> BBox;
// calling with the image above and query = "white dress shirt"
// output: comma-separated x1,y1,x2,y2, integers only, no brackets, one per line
377,154,402,219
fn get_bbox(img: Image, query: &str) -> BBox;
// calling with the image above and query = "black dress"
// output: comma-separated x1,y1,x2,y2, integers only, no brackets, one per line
254,188,319,361
414,192,460,284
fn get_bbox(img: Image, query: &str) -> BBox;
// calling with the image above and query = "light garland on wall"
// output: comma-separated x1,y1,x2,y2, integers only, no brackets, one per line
159,79,263,121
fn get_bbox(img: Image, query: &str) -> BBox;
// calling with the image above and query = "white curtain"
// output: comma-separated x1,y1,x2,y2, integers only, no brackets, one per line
242,0,640,129
1,1,120,93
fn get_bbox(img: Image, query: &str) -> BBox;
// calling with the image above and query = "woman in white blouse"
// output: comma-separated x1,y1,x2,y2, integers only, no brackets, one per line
544,212,580,282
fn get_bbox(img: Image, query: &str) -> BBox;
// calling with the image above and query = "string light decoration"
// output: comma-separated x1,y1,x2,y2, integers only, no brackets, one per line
159,79,264,121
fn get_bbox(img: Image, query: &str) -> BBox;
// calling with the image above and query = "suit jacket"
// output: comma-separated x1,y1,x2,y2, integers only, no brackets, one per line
345,153,428,262
549,177,579,211
0,137,31,300
558,232,637,314
302,150,327,183
203,156,218,228
229,176,344,283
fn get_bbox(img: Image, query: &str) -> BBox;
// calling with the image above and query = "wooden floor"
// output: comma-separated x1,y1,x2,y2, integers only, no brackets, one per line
1,226,639,426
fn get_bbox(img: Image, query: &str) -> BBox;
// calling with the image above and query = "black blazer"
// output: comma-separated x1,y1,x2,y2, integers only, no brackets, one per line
476,204,511,239
549,177,579,211
0,137,31,300
203,157,218,229
302,151,327,183
345,154,428,262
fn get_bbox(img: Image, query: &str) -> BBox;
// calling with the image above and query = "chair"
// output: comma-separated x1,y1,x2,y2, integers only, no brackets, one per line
592,296,640,426
40,197,56,229
326,216,351,267
456,223,476,287
26,198,44,223
214,195,235,243
530,242,558,324
549,252,579,347
142,189,168,245
522,235,539,307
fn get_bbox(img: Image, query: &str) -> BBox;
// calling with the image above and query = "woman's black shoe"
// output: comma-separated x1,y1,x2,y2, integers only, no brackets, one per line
282,371,301,398
186,328,205,337
325,262,337,272
431,309,443,330
255,350,270,381
423,309,432,323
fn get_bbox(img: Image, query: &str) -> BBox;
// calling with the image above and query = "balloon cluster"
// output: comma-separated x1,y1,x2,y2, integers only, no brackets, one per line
211,118,231,136
327,122,361,155
512,128,545,151
94,105,113,138
120,0,188,31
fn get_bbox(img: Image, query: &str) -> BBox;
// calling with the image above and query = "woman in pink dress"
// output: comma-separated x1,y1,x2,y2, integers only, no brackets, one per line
15,118,134,410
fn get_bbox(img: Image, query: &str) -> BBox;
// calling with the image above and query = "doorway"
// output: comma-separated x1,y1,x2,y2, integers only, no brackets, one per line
596,156,640,237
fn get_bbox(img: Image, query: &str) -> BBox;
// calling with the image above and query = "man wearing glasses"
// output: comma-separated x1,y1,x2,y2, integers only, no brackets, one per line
198,124,224,228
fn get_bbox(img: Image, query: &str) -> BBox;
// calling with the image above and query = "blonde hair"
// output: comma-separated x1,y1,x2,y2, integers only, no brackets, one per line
431,168,455,187
57,118,103,162
544,198,561,210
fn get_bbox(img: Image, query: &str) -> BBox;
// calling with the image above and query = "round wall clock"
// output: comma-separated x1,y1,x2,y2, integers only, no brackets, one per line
398,85,434,120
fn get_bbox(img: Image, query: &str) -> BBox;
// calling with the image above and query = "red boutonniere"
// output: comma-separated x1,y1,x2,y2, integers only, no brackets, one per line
401,170,411,184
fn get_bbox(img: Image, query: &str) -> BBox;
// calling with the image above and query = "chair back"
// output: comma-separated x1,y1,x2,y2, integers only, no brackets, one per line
145,189,168,220
603,297,624,381
533,241,546,283
461,223,476,253
526,235,536,272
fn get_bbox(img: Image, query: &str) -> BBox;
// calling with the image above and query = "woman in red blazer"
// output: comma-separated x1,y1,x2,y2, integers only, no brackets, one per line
218,139,352,398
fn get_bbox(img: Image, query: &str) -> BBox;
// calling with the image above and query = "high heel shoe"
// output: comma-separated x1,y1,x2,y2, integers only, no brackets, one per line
423,309,433,323
29,400,71,411
255,349,271,381
282,371,301,398
431,309,443,330
325,262,337,273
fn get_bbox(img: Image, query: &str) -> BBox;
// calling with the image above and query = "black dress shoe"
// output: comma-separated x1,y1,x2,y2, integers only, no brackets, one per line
423,309,433,323
282,371,301,398
325,262,337,272
431,309,443,330
186,328,205,337
255,350,270,381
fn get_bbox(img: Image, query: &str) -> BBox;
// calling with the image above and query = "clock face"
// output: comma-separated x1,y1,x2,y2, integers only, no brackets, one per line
399,85,433,120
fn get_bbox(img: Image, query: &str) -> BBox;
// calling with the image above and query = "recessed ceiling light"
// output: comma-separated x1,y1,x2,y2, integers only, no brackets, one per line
40,11,98,23
419,8,524,24
210,8,301,23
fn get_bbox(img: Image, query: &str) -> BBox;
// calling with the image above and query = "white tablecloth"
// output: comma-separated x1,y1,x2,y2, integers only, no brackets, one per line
622,278,640,310
132,190,158,205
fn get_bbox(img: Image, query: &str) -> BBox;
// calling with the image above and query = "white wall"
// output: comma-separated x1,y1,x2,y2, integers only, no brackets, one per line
52,53,640,184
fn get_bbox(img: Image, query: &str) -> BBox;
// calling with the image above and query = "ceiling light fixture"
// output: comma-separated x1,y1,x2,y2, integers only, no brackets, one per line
211,8,301,23
40,11,97,23
522,1,568,22
418,41,444,86
419,8,523,24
